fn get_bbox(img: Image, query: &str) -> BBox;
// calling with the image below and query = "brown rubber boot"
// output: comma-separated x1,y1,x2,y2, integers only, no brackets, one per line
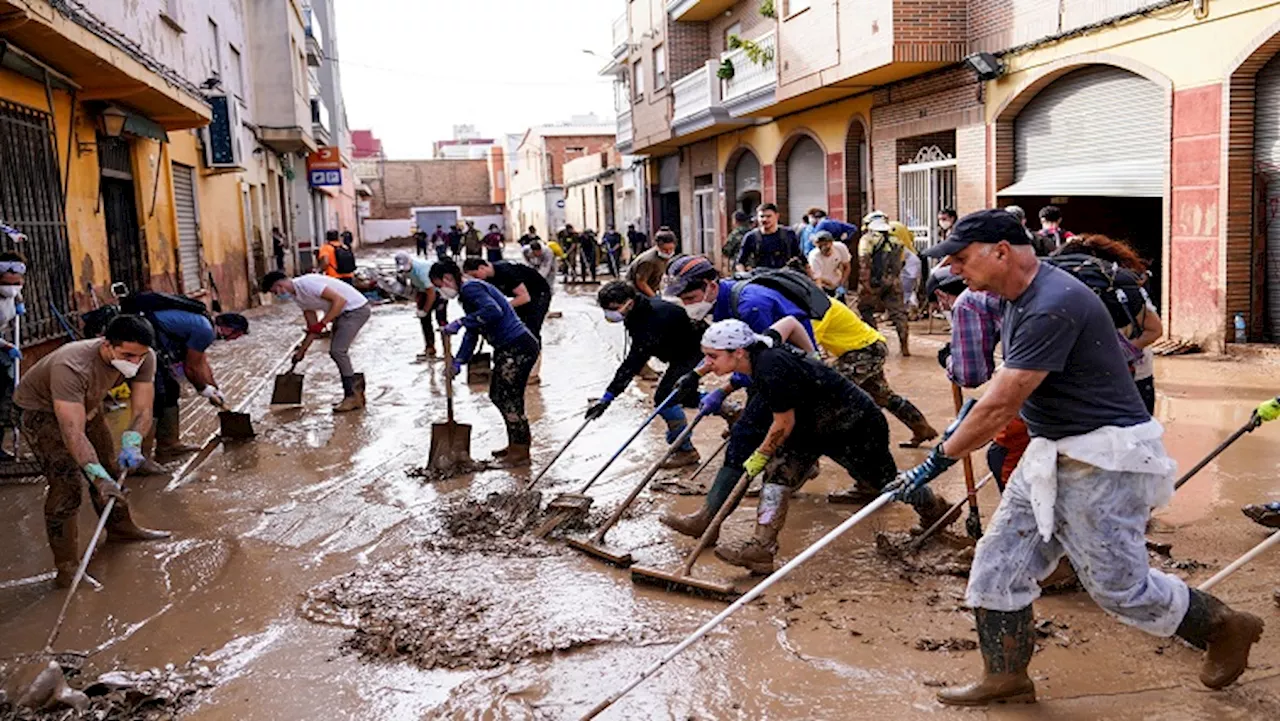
899,334,911,357
660,448,701,470
493,444,531,468
938,607,1037,706
87,483,171,542
889,398,938,447
1176,588,1265,689
155,407,199,461
715,483,788,574
47,519,81,588
661,505,716,543
333,375,363,413
911,487,960,531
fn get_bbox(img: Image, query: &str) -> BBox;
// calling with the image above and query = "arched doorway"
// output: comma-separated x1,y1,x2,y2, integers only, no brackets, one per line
725,148,762,222
844,118,869,226
781,135,826,227
999,65,1168,309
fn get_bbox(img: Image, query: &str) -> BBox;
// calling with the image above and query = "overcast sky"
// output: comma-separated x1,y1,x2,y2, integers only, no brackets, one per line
333,0,619,158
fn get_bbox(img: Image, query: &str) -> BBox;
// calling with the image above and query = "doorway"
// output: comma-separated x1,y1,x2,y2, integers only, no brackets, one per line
98,135,146,295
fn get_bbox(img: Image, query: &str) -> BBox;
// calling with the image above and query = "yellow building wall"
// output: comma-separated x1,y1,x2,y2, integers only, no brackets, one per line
716,93,874,170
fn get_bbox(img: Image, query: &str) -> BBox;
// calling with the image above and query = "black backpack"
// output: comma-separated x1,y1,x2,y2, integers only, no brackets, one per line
868,234,900,287
121,291,210,319
333,244,357,274
730,267,832,321
1043,254,1150,335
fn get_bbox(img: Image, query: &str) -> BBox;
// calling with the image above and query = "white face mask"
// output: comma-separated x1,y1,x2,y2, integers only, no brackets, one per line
0,286,18,298
110,355,142,379
603,309,625,324
684,300,713,321
439,286,459,300
657,249,674,260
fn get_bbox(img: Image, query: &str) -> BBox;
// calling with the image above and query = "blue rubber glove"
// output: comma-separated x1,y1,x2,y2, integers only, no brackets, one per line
699,388,727,415
448,360,463,379
14,301,24,316
82,462,124,501
442,319,464,336
889,398,976,500
585,391,614,420
5,345,19,361
729,372,752,390
117,430,145,470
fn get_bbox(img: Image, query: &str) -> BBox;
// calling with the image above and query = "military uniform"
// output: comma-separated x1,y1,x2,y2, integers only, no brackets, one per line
857,229,910,354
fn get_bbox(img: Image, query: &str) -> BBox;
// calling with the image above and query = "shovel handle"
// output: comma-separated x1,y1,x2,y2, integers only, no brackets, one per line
577,385,684,496
590,410,709,545
441,333,456,423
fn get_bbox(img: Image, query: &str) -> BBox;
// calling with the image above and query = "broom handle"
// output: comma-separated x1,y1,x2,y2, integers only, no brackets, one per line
589,410,709,544
525,416,593,492
582,491,897,720
1197,528,1280,592
679,445,745,576
1175,413,1260,490
45,472,127,652
577,386,682,495
11,314,19,453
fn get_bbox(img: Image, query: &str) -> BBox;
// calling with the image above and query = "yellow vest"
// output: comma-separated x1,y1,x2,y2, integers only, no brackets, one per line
547,240,567,260
814,300,885,356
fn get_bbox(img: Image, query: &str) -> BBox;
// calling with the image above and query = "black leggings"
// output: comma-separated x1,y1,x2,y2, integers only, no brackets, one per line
490,332,540,446
417,291,447,349
515,294,551,340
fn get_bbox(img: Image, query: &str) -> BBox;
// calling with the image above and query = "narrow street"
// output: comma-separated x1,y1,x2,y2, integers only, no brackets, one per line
2,248,1280,719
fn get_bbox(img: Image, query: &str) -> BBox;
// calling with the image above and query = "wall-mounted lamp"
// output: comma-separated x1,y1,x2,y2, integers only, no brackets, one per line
99,105,128,137
963,52,1004,82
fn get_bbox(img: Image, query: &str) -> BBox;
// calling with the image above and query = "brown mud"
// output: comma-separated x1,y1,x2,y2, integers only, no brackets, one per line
0,661,213,721
3,248,1280,719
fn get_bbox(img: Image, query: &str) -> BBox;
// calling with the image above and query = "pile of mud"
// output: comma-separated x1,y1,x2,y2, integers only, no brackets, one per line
874,531,975,578
302,554,646,671
407,459,496,483
0,662,213,721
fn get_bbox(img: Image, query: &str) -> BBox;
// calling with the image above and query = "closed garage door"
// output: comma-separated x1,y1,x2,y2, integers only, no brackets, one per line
1002,66,1166,197
1256,55,1280,339
172,162,202,293
786,137,826,225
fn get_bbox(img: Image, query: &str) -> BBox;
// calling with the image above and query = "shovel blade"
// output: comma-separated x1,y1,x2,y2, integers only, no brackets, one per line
428,420,473,471
270,372,304,405
467,353,492,385
218,411,255,440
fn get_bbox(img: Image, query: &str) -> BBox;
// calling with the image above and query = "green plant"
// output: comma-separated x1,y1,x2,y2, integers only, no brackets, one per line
760,0,776,19
717,59,735,80
727,34,775,67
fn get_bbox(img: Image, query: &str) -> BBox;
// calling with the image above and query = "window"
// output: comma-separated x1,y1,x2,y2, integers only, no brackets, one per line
161,0,184,32
229,46,245,103
653,44,666,90
786,0,811,14
633,60,645,100
723,22,741,48
208,18,222,80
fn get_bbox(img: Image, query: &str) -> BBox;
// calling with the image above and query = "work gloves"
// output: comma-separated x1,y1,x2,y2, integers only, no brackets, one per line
674,369,702,398
585,392,614,421
889,398,975,500
1257,397,1280,423
743,450,770,478
416,309,430,318
699,388,727,415
442,319,464,336
4,345,19,361
291,346,307,364
201,385,227,407
82,462,124,501
117,430,145,471
14,301,24,316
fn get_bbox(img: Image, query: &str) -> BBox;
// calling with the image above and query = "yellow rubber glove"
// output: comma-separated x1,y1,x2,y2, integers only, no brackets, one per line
1258,397,1280,422
743,450,770,478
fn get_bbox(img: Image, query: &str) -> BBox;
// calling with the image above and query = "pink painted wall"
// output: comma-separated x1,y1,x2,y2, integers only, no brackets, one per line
1168,83,1223,347
826,153,846,221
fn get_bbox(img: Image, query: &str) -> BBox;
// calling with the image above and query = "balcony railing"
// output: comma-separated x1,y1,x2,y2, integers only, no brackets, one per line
672,62,725,135
304,7,324,66
611,14,628,58
617,109,633,152
721,31,776,115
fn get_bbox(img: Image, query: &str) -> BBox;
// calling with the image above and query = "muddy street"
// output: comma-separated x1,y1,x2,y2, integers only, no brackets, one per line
3,250,1280,720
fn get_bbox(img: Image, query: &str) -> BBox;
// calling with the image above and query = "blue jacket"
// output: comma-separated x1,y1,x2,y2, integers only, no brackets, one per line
711,280,816,345
457,280,533,362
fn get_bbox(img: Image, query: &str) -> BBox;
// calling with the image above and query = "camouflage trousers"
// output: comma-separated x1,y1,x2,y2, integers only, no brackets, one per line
857,284,908,346
832,341,931,433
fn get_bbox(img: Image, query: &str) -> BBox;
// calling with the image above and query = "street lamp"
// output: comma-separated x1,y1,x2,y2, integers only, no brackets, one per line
99,105,128,137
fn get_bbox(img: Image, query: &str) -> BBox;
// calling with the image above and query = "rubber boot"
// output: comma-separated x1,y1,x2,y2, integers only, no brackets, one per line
888,397,938,447
492,443,531,468
910,486,959,531
333,376,362,413
47,519,80,588
1242,501,1280,529
154,407,199,462
1175,588,1265,689
354,373,367,408
715,483,788,574
660,418,700,469
661,505,717,544
938,607,1037,706
897,325,911,357
89,485,171,541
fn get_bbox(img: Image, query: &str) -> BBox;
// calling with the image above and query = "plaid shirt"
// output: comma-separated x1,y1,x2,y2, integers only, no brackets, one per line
948,289,1004,389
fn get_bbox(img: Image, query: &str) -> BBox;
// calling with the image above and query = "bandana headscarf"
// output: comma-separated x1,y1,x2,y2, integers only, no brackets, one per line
701,319,772,350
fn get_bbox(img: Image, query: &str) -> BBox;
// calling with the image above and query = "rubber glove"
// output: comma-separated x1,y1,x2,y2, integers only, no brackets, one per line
729,372,752,390
5,345,20,361
306,322,327,335
1257,397,1280,422
585,392,614,420
743,450,770,478
448,360,463,379
416,309,429,318
292,346,307,364
937,343,951,371
889,398,975,500
442,319,464,336
117,430,145,470
14,301,24,316
200,385,227,407
699,388,727,415
674,369,702,398
82,462,124,501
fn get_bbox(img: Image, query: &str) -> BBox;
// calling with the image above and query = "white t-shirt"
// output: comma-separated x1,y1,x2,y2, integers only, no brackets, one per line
292,274,369,313
807,242,851,287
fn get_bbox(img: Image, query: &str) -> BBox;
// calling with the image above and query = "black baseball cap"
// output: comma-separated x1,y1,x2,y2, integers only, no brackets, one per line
922,209,1031,259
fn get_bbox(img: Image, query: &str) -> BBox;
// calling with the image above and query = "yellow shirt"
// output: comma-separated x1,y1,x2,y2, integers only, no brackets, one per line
547,240,566,260
814,300,885,356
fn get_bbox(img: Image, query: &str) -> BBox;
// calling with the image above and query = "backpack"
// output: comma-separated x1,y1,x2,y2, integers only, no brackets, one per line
1043,253,1149,335
730,267,832,321
867,234,901,287
333,244,357,274
121,291,211,318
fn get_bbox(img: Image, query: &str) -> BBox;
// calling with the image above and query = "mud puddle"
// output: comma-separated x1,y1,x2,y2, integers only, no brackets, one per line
0,661,213,721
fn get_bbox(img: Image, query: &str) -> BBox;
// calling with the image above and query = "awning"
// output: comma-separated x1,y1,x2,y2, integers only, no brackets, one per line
123,112,169,143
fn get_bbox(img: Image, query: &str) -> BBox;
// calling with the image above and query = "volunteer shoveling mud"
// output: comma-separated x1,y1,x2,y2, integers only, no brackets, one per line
3,239,1280,720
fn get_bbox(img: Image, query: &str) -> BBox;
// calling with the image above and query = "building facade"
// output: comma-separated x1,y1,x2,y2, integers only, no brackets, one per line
504,119,616,240
607,0,1280,352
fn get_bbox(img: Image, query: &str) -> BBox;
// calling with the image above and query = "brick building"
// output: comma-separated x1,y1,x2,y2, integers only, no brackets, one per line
505,119,616,240
363,158,503,238
606,0,1280,352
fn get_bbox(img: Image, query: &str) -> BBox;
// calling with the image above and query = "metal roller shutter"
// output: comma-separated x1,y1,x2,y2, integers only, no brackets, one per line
1002,66,1166,197
734,151,761,196
786,137,826,224
1255,55,1280,339
172,163,202,293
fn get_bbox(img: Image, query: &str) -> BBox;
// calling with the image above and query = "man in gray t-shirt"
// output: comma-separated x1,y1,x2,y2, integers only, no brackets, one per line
1001,262,1149,439
894,210,1263,707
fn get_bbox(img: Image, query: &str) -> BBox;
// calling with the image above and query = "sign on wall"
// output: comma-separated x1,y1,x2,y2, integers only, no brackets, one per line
308,146,343,187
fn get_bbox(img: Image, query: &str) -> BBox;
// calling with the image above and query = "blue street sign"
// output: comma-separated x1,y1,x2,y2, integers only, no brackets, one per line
309,168,342,187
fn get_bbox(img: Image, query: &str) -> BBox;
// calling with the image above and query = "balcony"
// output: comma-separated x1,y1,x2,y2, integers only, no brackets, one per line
720,31,776,117
617,109,633,154
310,98,331,147
667,0,738,22
672,61,749,139
611,13,628,58
304,7,324,66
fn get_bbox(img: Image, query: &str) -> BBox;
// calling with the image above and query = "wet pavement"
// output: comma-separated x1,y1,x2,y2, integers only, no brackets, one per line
2,248,1280,719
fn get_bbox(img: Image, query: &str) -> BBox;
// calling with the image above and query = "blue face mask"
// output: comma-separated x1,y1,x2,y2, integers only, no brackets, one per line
603,309,625,324
275,291,294,301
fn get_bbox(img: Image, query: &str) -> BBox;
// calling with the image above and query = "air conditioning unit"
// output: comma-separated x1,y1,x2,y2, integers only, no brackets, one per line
201,94,244,169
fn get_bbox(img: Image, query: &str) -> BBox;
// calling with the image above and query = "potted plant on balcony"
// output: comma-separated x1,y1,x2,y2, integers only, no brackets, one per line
727,34,775,68
717,59,735,80
760,0,777,19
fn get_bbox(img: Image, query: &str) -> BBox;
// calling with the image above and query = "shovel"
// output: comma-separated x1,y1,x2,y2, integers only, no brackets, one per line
467,339,492,385
213,398,255,440
427,333,472,471
270,338,309,405
565,409,711,568
534,386,684,539
952,383,983,540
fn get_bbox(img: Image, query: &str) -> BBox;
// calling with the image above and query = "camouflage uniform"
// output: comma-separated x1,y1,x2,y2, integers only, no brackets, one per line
857,231,909,351
832,340,934,440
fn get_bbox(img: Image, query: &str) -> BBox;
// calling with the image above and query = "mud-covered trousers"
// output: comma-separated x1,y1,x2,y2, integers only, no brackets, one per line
330,304,371,377
857,284,908,345
417,291,448,351
490,331,540,446
832,341,929,431
967,457,1190,636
